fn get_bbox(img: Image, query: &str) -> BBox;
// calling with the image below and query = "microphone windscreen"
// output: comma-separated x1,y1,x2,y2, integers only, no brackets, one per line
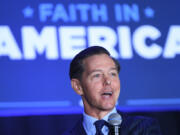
108,113,122,126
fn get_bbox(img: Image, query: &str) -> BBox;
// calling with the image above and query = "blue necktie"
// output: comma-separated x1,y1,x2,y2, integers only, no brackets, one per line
94,120,107,135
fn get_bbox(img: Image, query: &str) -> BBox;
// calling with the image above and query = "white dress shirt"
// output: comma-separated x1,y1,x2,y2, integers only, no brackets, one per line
82,108,117,135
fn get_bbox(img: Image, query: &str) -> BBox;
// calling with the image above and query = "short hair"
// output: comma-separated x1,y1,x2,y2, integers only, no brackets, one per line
69,46,120,80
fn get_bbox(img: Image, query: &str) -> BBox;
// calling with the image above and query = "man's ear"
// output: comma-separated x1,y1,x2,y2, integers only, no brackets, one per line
71,79,83,96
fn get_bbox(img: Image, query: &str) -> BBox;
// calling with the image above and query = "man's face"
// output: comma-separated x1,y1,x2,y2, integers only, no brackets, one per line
80,54,120,113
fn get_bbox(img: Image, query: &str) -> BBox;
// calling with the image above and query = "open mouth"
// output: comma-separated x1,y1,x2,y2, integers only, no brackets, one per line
102,92,113,96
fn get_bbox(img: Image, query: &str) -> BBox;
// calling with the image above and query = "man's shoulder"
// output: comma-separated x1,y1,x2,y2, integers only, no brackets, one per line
118,110,159,125
118,111,162,135
61,118,86,135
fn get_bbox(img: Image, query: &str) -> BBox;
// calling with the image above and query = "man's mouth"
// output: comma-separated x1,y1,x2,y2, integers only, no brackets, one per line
102,91,113,96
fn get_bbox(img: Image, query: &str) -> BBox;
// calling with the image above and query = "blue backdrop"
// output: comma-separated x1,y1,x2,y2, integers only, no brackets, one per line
0,0,180,116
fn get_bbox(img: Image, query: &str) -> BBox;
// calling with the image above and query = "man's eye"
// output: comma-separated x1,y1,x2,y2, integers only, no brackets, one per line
111,72,117,76
94,74,100,77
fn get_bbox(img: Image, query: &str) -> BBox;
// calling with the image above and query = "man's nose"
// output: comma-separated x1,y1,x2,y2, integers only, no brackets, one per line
104,75,111,85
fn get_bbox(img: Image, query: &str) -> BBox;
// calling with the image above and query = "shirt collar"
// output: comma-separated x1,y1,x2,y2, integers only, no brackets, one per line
82,108,117,134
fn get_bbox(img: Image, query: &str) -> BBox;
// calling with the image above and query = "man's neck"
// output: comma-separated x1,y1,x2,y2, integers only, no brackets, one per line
84,107,117,120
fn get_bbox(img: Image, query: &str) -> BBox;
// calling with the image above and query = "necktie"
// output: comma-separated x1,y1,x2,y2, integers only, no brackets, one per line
94,120,108,135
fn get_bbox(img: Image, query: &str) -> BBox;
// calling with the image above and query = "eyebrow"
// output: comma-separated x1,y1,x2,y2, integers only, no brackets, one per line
88,67,118,75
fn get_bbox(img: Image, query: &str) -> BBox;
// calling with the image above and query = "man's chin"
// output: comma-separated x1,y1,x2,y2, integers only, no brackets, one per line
101,104,115,111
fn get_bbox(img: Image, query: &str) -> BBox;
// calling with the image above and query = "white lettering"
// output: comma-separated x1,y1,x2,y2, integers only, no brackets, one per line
59,26,86,59
133,25,162,59
22,26,58,59
163,26,180,58
88,26,118,58
0,26,22,59
1,25,179,60
117,26,133,59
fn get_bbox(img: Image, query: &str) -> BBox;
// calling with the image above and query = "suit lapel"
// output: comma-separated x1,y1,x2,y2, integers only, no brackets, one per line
71,118,87,135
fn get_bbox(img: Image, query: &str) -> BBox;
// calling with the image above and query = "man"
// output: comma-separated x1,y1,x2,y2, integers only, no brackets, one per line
63,46,161,135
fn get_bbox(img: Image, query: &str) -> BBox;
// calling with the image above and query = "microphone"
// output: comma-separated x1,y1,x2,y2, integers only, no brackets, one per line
108,113,122,135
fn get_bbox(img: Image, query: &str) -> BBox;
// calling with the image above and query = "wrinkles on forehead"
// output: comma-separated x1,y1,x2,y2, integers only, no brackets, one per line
82,54,118,76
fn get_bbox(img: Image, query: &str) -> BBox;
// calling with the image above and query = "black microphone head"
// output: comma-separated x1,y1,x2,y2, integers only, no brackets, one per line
108,113,122,126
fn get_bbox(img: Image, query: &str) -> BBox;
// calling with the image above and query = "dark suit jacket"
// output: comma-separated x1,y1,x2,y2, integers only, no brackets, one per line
62,111,162,135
